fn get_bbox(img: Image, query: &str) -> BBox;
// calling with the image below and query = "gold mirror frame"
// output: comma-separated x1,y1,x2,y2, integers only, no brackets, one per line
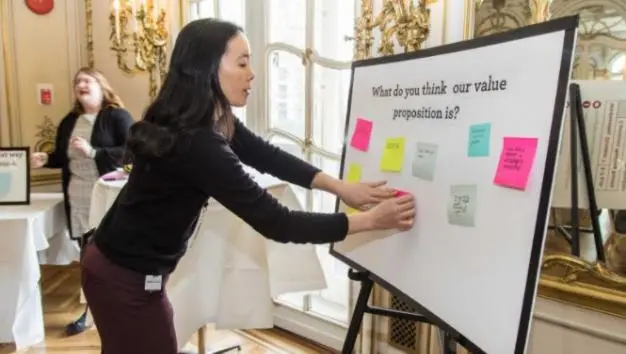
467,0,626,318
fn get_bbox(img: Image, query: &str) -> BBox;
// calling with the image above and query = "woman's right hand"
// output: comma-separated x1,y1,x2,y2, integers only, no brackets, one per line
367,194,415,231
347,194,416,235
30,152,48,168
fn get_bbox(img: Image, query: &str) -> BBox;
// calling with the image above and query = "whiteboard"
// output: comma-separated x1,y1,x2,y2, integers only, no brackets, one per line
552,80,626,209
330,16,578,354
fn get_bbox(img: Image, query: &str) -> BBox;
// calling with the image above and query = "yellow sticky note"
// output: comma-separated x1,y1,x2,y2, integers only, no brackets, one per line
345,163,362,214
380,137,405,172
346,163,362,183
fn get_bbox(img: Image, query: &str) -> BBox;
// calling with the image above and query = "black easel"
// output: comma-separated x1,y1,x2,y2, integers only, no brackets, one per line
549,83,605,261
342,270,469,354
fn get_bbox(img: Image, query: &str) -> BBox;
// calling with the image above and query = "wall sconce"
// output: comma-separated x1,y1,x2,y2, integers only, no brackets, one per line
109,0,168,99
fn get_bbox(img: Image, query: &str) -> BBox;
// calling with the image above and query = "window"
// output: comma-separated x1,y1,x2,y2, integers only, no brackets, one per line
278,84,288,100
266,0,356,325
610,53,626,80
188,0,357,347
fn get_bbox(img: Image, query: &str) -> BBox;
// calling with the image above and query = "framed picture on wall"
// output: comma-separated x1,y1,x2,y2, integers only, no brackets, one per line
0,147,31,205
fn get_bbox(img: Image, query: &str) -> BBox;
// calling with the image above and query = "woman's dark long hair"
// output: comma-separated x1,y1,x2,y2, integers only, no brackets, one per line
126,18,242,159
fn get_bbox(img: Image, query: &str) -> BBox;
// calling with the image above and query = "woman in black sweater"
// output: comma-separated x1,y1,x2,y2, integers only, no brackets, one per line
30,67,134,335
81,19,415,354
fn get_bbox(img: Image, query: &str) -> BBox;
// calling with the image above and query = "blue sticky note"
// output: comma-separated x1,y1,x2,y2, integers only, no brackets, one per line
468,123,491,157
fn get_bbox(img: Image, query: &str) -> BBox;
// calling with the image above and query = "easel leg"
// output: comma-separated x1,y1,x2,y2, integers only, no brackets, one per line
442,331,456,354
567,83,606,262
572,84,605,262
342,272,374,354
341,270,471,354
569,87,581,257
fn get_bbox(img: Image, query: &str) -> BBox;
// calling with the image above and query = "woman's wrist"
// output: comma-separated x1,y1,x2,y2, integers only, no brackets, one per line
346,210,375,234
311,171,345,196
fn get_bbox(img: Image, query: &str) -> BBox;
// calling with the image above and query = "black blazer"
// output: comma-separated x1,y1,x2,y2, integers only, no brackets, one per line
45,106,134,239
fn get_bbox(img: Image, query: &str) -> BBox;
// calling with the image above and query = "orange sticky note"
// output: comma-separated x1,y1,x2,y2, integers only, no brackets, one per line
493,137,538,190
350,118,373,152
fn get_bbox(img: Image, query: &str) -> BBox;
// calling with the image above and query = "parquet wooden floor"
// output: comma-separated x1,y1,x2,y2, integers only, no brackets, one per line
0,265,335,354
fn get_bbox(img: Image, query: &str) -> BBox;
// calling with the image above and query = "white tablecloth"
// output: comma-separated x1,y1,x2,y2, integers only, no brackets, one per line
0,193,80,350
89,170,327,349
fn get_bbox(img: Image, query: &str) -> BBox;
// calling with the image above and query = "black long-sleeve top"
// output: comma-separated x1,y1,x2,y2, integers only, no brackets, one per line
93,119,349,275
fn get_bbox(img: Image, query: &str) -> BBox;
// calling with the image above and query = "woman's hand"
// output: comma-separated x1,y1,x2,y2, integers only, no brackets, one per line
70,136,95,158
30,152,48,168
366,194,415,231
338,180,397,210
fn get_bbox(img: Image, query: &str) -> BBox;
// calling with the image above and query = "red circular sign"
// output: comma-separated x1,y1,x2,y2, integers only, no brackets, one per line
25,0,54,15
582,100,591,108
593,100,602,109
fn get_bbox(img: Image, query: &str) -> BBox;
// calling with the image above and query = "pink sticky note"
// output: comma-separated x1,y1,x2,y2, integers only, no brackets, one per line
493,137,538,190
394,189,410,197
350,118,373,152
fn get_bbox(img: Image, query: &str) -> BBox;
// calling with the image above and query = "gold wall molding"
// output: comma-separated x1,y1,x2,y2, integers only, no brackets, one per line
34,116,57,154
354,0,431,60
84,0,189,95
529,0,554,24
85,0,95,67
540,254,626,318
0,0,23,146
463,0,482,40
109,0,168,99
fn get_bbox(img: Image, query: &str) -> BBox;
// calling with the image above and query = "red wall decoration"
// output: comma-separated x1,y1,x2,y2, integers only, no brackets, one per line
25,0,54,15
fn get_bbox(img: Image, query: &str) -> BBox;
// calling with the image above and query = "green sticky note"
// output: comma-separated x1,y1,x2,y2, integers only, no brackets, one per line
380,137,405,172
468,123,491,157
412,142,438,181
447,184,477,227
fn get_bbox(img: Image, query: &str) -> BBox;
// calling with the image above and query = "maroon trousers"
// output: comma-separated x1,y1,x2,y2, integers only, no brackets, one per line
81,243,177,354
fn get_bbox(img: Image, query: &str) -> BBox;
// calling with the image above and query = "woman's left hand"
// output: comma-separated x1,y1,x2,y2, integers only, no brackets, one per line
70,136,94,158
338,180,397,210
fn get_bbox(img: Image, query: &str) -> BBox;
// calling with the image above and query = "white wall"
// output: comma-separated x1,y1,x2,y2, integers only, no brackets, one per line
530,298,626,354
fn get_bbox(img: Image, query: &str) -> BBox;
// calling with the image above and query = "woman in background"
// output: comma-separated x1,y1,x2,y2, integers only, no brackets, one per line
31,67,134,336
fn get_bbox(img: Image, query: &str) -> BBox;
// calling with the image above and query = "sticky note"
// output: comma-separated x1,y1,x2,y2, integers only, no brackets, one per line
346,163,362,183
394,189,410,197
411,142,438,181
493,137,538,190
380,137,405,172
468,123,491,157
350,118,373,152
447,184,477,227
345,163,362,214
